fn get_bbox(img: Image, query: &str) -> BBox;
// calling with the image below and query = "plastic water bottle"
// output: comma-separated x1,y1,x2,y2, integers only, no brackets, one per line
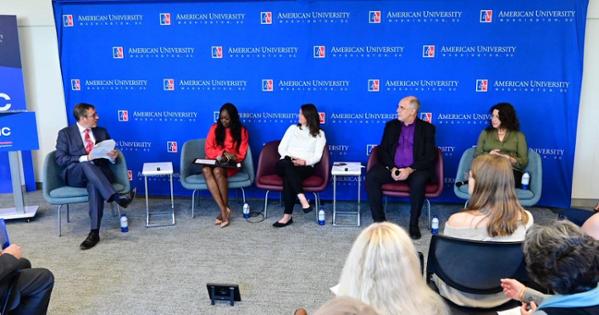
318,209,326,225
120,214,128,233
521,172,530,190
431,217,439,235
242,203,250,219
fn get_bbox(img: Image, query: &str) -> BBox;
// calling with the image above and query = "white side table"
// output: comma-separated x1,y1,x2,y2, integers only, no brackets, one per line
332,162,363,226
142,162,175,227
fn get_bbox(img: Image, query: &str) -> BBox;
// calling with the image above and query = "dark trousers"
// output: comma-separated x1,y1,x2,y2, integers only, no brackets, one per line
275,158,314,214
6,259,54,315
66,162,116,230
366,164,432,225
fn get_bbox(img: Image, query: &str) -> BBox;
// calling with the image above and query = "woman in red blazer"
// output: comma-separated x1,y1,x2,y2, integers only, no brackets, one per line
203,103,249,228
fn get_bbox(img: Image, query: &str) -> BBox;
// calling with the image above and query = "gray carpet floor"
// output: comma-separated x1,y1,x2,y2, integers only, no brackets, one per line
0,191,565,315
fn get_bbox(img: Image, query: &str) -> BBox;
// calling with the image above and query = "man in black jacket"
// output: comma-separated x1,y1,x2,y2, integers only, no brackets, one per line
0,244,54,314
55,103,135,250
366,96,436,239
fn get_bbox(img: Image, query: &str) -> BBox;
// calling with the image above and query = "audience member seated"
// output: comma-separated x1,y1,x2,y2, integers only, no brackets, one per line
475,102,528,187
434,154,533,308
201,103,249,228
500,220,599,315
0,244,54,314
272,104,326,228
333,222,448,315
294,297,379,315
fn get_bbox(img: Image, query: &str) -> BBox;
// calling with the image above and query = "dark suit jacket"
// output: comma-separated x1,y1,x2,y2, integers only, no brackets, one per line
55,124,114,183
0,255,29,309
377,118,436,171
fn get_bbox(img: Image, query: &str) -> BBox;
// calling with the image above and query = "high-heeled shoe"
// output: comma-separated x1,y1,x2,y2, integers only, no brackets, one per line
215,216,223,225
302,205,313,214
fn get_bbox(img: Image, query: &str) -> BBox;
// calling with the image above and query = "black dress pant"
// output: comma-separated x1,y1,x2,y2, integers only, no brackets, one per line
275,158,314,214
66,162,116,230
366,164,432,225
6,259,54,315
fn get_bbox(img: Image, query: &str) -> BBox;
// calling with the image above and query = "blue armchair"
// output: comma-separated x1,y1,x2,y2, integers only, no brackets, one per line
42,150,131,236
179,139,255,218
454,147,543,207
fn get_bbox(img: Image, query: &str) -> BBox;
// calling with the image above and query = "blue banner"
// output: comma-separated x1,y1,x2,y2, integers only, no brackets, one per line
0,15,36,193
53,0,588,207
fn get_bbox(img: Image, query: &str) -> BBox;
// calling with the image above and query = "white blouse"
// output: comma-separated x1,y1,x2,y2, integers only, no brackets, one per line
278,124,326,166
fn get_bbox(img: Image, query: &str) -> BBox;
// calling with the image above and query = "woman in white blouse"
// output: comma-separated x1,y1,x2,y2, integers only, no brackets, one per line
273,104,326,228
434,154,534,307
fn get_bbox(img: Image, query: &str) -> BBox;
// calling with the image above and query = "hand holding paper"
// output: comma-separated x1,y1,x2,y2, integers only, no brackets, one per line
89,139,116,161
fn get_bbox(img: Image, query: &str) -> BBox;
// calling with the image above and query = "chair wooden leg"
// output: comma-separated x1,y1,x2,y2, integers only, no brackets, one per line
263,190,270,219
66,204,70,223
57,204,63,237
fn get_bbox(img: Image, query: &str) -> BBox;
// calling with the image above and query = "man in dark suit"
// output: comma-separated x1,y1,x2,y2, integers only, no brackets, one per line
55,103,135,250
366,96,436,239
0,244,54,314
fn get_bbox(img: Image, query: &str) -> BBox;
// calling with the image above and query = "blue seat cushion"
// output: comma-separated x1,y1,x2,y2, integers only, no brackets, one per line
456,185,534,200
49,183,125,198
183,172,250,184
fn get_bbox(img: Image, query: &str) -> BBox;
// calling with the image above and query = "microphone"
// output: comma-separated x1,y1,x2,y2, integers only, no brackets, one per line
455,180,469,188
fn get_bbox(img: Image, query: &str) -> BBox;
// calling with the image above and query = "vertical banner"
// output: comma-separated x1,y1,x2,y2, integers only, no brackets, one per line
53,0,588,207
0,15,36,193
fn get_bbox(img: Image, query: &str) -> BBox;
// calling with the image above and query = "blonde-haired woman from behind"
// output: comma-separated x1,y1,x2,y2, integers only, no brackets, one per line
335,222,449,315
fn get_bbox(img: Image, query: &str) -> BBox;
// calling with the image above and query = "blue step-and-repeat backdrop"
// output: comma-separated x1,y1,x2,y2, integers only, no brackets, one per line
52,0,588,207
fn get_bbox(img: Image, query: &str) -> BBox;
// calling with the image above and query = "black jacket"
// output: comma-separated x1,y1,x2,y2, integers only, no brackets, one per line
377,118,436,171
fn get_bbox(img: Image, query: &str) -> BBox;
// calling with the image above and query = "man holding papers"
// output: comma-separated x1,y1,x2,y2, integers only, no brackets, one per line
55,103,135,250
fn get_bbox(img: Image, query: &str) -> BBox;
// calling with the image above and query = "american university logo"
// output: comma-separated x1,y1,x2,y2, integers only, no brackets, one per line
118,110,129,122
63,15,74,27
211,46,223,59
262,79,274,92
313,45,326,58
112,46,124,59
369,11,382,23
160,13,171,25
318,112,326,124
167,141,178,153
261,11,272,24
163,79,175,91
368,79,380,92
480,10,493,23
71,79,81,91
422,45,435,58
420,112,433,123
476,79,489,92
366,144,377,156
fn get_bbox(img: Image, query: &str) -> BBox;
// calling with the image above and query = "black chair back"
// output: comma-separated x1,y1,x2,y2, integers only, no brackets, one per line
426,235,528,294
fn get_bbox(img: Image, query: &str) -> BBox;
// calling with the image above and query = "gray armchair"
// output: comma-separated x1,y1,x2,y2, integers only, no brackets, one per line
42,150,131,236
179,139,255,218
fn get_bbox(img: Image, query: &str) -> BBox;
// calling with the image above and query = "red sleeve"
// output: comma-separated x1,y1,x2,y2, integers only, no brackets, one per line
234,127,249,162
204,124,223,159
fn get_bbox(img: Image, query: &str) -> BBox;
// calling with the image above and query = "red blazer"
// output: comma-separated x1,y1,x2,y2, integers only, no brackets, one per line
204,124,249,175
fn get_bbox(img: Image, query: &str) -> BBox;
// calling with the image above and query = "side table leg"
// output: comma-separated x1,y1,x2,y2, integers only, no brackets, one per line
333,175,337,225
170,174,175,225
357,174,361,227
145,175,149,227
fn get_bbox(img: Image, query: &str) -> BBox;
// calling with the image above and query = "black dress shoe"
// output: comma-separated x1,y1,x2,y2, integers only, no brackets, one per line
302,205,313,214
115,188,136,209
273,218,293,228
80,232,100,250
409,225,421,240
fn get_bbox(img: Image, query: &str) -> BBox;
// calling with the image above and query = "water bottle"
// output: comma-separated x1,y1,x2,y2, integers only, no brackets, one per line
521,172,530,190
318,209,326,225
120,214,128,233
242,203,250,219
431,216,439,235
